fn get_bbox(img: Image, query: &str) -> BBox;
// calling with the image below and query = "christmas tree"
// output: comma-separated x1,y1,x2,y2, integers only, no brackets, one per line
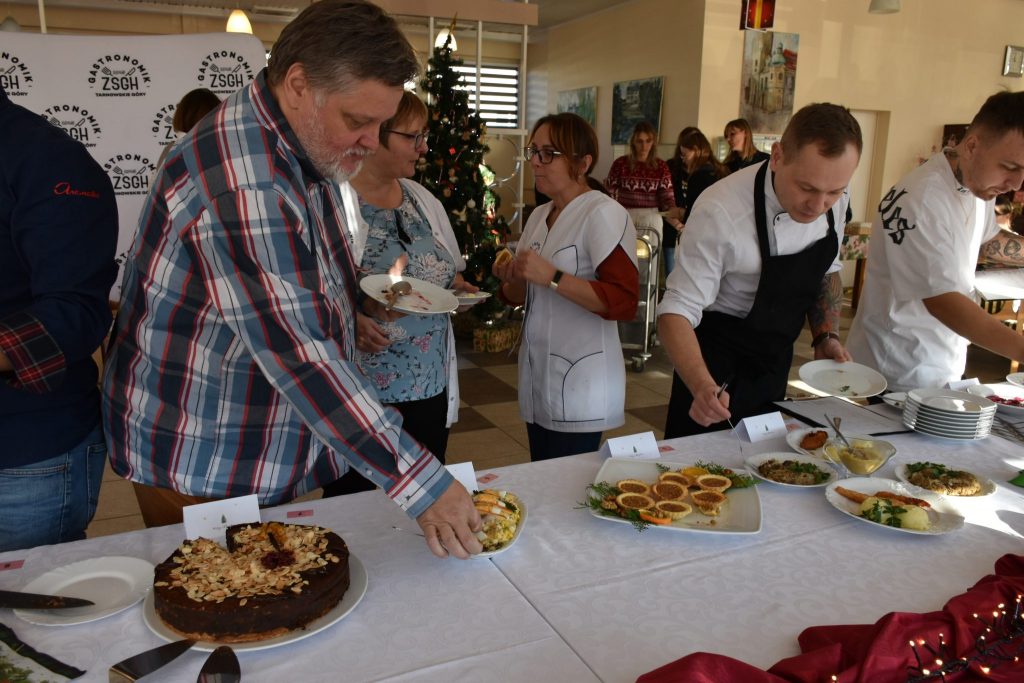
418,32,509,320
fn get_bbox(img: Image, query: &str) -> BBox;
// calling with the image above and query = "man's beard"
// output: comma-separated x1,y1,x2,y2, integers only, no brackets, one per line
298,107,366,184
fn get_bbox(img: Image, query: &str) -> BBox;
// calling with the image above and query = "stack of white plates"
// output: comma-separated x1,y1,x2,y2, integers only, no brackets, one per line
902,388,996,440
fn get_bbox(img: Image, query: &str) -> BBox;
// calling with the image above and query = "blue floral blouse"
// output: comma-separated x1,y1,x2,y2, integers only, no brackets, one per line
357,189,455,404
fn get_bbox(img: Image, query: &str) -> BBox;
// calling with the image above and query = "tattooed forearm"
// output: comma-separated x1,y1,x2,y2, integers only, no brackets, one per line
982,232,1024,265
808,272,844,334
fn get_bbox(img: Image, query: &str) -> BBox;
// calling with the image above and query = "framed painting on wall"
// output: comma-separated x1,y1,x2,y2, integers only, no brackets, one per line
611,76,664,145
557,86,597,127
942,124,969,148
739,30,799,135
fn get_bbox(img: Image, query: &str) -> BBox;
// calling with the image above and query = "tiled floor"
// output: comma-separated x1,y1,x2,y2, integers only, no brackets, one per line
86,297,1014,539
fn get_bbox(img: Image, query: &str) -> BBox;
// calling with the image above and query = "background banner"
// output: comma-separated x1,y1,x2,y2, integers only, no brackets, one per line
0,32,267,296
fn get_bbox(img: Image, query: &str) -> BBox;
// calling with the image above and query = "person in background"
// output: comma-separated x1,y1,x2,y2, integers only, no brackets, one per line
155,88,221,169
847,91,1024,391
102,0,482,559
605,121,683,275
677,129,730,223
0,85,118,551
724,118,770,173
658,103,861,437
322,91,477,497
494,113,639,460
664,126,700,274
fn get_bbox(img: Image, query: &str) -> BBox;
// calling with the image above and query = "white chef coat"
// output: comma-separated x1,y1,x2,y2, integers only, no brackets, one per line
517,191,638,432
657,163,845,327
847,152,1000,391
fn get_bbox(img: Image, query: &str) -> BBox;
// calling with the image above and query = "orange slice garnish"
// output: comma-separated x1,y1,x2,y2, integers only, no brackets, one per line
650,481,687,501
615,492,655,511
616,479,651,495
681,466,709,480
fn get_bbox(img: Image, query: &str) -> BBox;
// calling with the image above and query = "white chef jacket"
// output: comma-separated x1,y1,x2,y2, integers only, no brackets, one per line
517,191,638,432
846,152,1000,391
657,163,845,327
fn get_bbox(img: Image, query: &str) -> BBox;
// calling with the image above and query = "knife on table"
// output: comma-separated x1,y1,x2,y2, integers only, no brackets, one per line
109,639,196,682
0,589,95,610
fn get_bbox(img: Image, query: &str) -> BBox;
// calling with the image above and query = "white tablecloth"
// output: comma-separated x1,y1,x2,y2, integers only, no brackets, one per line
1,426,1022,682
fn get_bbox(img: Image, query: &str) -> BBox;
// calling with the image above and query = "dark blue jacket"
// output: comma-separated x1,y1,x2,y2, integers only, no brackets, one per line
0,86,118,465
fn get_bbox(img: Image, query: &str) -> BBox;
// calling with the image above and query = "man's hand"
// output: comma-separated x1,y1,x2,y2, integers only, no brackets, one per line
688,380,731,427
416,481,483,559
355,312,391,353
361,296,406,323
814,337,852,362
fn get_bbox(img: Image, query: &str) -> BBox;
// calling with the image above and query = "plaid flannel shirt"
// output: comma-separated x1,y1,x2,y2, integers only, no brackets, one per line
102,71,453,513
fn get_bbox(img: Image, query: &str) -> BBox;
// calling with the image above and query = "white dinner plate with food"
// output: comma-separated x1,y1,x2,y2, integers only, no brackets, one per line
745,453,838,488
475,495,527,559
966,383,1024,415
360,274,458,315
450,290,492,307
144,554,368,652
825,478,964,535
588,458,762,534
894,462,997,497
798,360,887,398
15,556,154,626
785,427,832,458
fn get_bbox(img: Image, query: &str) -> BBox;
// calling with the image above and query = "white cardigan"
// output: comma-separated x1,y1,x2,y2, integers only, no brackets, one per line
341,178,465,427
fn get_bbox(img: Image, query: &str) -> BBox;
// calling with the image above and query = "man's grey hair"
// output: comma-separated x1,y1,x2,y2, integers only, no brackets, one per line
267,0,418,94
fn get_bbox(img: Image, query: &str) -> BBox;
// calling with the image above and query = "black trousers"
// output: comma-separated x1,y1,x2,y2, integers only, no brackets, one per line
321,389,450,498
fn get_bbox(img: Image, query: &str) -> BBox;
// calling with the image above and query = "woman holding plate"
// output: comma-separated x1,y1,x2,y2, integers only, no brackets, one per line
322,91,476,497
494,112,639,460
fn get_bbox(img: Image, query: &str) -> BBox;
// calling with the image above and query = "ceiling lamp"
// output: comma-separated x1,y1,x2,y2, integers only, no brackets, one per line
0,16,20,31
226,9,253,33
435,28,457,51
868,0,901,13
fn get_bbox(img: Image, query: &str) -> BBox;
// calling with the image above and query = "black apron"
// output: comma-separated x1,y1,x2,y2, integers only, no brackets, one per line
665,162,837,438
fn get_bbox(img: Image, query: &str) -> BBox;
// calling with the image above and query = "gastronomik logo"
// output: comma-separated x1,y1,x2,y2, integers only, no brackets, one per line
197,50,255,95
0,51,34,96
42,104,102,148
103,153,155,196
87,54,152,97
151,103,177,146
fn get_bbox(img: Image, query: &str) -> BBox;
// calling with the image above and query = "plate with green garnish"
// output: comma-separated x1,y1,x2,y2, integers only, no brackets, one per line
745,453,838,487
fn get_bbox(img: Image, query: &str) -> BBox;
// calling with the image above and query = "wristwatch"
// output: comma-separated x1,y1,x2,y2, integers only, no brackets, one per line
811,331,840,347
549,269,564,291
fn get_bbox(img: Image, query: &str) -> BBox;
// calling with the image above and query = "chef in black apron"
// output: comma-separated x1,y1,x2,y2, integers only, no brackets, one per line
664,160,839,437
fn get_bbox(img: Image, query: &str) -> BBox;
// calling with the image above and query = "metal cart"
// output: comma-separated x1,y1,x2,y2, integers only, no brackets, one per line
619,226,661,372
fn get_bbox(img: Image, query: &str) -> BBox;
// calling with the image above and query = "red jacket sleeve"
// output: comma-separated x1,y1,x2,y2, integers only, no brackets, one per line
589,245,639,321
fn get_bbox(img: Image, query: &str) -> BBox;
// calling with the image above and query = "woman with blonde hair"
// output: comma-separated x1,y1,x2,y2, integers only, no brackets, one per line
723,118,769,173
605,121,682,273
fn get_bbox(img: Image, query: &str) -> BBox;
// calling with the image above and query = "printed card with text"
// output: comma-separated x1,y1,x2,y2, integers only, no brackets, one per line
183,494,260,541
599,432,660,459
446,462,479,494
737,412,787,442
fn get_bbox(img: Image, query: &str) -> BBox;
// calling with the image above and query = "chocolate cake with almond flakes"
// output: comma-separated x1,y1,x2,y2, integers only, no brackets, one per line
153,522,349,643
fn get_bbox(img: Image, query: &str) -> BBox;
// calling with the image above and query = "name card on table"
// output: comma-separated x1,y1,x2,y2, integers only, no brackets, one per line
599,431,660,459
737,412,787,442
183,494,260,541
947,377,980,391
446,462,479,494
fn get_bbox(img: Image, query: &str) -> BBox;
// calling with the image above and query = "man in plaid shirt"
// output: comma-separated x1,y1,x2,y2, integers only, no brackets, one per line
103,0,482,558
